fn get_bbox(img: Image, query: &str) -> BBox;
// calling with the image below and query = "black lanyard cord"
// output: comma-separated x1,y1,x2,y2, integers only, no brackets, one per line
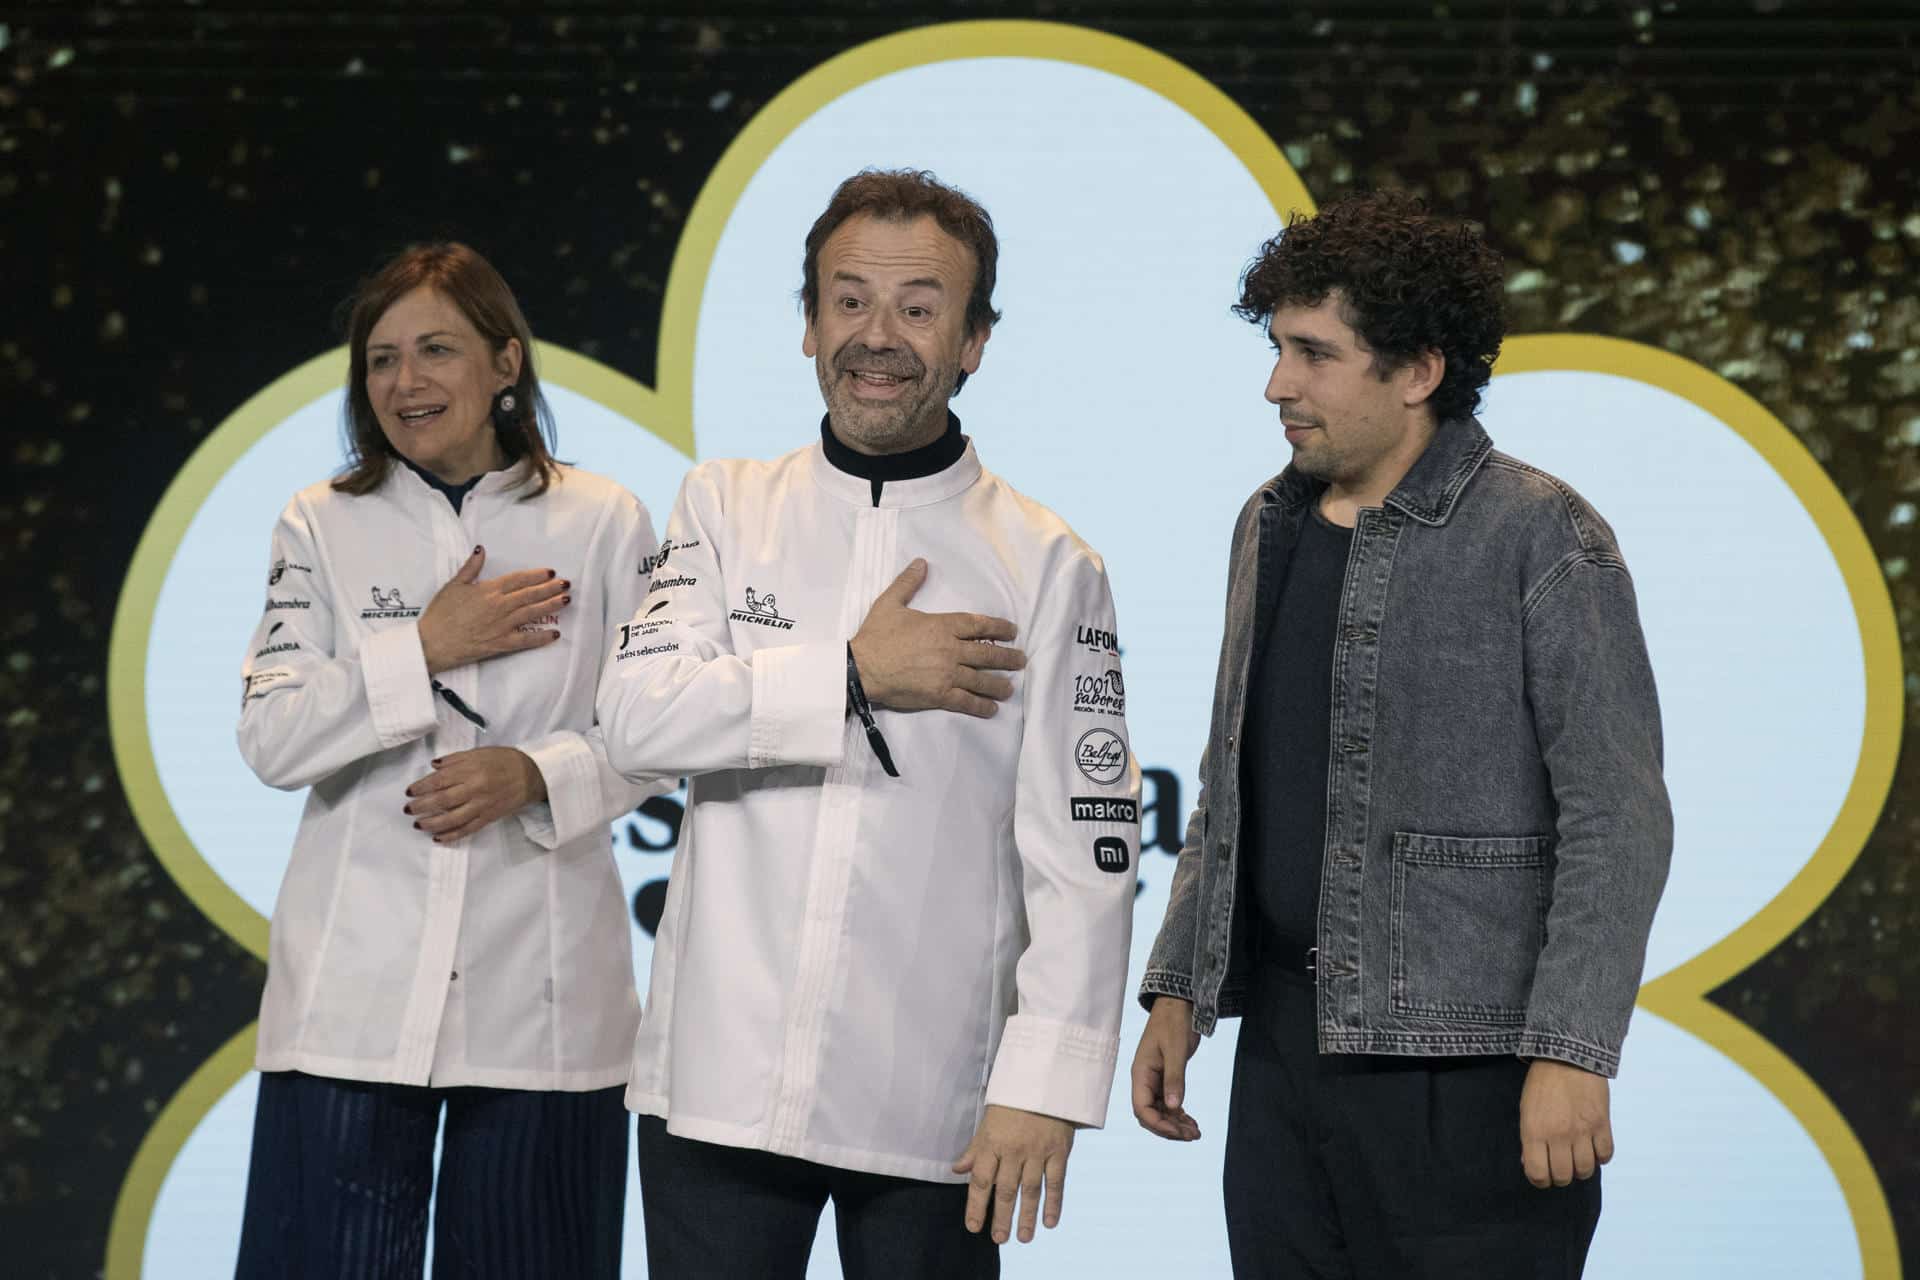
431,680,488,731
845,645,898,777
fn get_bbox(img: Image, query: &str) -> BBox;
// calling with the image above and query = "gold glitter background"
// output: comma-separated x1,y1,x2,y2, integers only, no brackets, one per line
1,3,1914,1274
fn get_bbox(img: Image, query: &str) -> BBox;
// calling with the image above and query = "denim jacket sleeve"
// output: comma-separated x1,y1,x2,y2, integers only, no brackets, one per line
1137,487,1271,1027
1139,747,1210,1009
1517,549,1674,1077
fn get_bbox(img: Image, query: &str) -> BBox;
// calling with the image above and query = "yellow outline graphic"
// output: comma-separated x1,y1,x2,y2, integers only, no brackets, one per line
104,24,1306,1275
104,1025,258,1279
104,21,1901,1279
106,344,675,962
1499,335,1903,1275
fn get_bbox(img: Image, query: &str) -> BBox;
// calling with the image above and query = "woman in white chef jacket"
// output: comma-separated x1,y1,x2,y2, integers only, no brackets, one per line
231,242,661,1280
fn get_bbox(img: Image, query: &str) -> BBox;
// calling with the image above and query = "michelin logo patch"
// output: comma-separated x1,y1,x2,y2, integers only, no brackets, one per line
360,586,422,620
729,587,794,630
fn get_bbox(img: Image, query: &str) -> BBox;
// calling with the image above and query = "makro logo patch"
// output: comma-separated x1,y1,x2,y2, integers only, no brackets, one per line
1070,796,1138,823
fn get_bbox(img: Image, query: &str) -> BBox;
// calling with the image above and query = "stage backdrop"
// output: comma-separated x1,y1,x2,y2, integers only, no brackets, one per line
5,8,1916,1279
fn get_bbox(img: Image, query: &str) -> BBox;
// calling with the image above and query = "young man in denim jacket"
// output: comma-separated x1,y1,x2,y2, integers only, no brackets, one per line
1130,190,1672,1277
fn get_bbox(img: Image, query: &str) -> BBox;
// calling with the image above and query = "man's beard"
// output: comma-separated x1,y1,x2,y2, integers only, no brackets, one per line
817,342,956,454
1282,415,1341,480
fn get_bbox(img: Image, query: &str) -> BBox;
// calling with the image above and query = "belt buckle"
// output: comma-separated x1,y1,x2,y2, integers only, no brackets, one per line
1305,946,1318,976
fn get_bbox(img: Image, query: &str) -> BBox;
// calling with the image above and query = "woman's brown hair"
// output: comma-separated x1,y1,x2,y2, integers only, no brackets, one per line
332,242,559,497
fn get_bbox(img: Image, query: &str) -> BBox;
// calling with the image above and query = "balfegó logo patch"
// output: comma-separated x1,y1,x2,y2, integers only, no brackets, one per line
1074,727,1127,786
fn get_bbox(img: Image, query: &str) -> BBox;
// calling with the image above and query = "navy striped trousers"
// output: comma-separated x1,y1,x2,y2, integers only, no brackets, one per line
234,1071,627,1280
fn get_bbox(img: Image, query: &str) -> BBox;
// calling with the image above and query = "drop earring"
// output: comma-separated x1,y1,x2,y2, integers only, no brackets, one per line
491,386,519,432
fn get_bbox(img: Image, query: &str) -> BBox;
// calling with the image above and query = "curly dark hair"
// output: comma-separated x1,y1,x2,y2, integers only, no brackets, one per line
1235,190,1507,423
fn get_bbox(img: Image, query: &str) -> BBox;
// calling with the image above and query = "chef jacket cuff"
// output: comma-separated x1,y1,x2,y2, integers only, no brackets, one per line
748,642,847,769
361,622,438,748
984,1014,1119,1129
515,730,600,849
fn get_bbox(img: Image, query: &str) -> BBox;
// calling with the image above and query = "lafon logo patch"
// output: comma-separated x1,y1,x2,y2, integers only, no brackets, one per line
107,20,1899,1280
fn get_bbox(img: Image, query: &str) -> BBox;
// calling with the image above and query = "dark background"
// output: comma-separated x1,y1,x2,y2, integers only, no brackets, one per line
3,2,1916,1274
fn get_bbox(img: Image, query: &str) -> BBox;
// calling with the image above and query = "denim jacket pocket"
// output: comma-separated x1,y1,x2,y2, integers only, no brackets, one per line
1389,831,1552,1025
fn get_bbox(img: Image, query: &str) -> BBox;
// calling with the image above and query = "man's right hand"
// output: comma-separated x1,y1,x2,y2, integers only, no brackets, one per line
849,559,1027,718
418,546,573,676
1130,996,1202,1141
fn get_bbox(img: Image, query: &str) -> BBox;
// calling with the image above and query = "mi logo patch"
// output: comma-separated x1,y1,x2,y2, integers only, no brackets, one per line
1093,837,1131,874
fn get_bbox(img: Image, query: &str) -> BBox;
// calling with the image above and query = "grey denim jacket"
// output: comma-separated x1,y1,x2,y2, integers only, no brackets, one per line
1139,419,1672,1077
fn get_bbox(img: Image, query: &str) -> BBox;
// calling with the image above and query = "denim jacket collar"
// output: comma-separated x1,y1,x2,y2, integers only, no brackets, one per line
1384,416,1494,525
1264,416,1494,526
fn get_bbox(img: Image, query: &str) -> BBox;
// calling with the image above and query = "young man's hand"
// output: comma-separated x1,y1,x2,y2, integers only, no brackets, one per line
1518,1059,1613,1188
1130,996,1202,1141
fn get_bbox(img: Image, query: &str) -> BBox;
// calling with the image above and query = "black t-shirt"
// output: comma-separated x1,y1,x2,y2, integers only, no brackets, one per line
1240,503,1354,963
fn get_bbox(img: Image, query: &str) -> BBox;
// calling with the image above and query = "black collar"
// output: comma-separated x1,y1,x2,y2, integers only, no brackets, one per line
400,455,487,514
819,412,968,506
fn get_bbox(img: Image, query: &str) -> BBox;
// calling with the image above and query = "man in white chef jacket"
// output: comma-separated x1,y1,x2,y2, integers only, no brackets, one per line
597,168,1139,1277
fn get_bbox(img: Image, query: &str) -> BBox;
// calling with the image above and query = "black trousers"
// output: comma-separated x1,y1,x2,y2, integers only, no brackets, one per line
234,1070,628,1280
1223,966,1601,1279
634,1113,999,1279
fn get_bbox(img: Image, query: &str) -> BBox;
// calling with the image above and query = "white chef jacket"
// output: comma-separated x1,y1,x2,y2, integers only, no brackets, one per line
597,438,1139,1181
238,458,664,1090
